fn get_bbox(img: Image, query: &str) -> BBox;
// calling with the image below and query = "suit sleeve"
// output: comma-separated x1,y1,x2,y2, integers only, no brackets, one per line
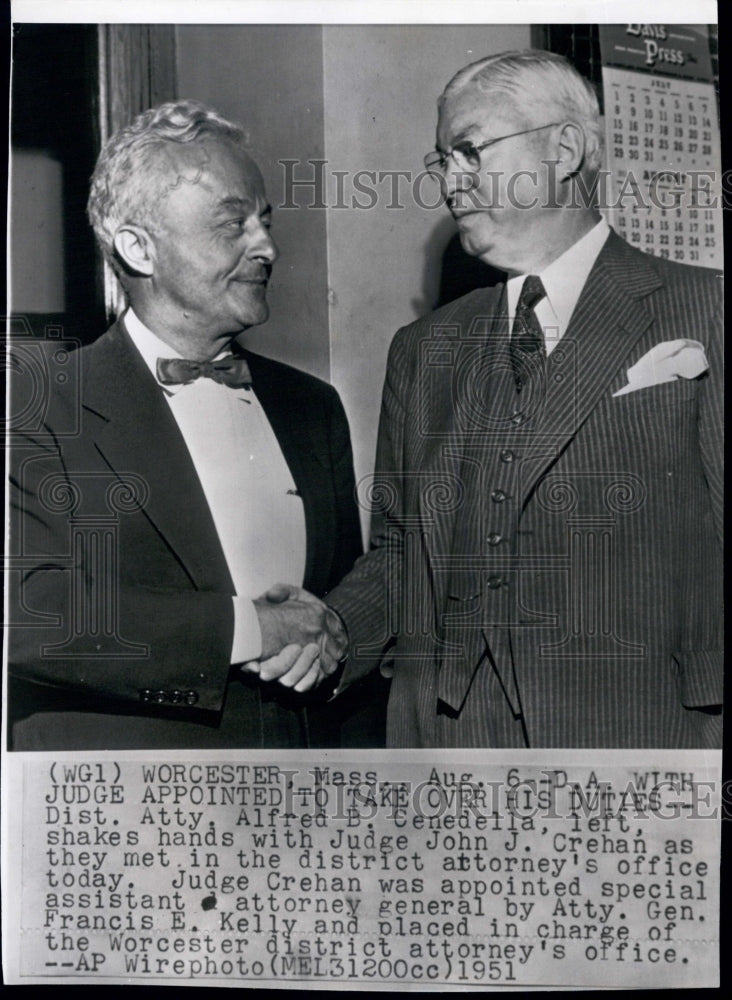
8,427,234,716
697,284,723,545
671,272,723,714
323,386,363,590
326,330,411,688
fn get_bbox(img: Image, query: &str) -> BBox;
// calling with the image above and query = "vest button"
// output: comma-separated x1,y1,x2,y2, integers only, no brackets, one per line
487,533,502,546
491,489,507,503
500,449,515,463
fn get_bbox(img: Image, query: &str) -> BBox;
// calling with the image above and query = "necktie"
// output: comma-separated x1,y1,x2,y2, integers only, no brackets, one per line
510,275,546,392
156,356,253,389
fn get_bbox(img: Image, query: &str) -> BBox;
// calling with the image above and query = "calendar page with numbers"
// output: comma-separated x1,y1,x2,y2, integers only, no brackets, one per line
599,25,722,270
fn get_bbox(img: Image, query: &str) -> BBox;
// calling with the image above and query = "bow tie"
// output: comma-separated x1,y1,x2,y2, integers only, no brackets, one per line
156,356,253,389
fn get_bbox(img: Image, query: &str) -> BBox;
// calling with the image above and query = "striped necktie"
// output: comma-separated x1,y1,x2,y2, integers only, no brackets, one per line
510,275,546,392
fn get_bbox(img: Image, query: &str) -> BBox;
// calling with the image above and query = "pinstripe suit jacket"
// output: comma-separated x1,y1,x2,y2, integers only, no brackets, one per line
327,231,723,748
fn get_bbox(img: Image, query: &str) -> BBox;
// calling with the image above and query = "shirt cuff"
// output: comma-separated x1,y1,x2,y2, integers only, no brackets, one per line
231,597,263,663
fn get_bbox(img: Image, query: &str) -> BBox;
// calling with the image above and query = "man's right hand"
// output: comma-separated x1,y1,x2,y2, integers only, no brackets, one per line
245,583,348,690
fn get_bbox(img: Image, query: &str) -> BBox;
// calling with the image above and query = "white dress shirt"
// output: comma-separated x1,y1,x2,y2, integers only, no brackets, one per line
124,309,307,663
507,218,610,355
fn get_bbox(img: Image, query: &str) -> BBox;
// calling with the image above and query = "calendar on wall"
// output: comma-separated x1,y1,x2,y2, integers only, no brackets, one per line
599,25,722,270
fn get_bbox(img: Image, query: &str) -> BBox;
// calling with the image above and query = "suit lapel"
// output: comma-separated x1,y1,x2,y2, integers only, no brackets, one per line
243,351,333,595
517,232,663,502
433,286,514,710
81,322,234,592
432,284,513,555
423,284,514,597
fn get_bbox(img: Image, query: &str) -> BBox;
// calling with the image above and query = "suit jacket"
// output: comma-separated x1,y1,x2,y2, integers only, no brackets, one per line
8,320,363,750
327,231,723,748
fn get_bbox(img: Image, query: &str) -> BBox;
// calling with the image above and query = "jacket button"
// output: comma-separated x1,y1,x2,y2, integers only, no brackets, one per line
511,412,524,425
500,449,515,463
487,575,503,589
491,489,507,502
487,532,502,546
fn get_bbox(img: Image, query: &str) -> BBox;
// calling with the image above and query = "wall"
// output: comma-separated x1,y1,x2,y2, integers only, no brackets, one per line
10,151,65,313
176,24,331,380
176,24,531,536
322,26,531,511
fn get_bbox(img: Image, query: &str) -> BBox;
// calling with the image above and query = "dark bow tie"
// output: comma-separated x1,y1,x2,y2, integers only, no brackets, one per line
156,356,253,389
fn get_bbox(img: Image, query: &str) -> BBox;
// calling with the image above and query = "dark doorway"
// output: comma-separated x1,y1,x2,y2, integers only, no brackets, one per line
11,22,105,342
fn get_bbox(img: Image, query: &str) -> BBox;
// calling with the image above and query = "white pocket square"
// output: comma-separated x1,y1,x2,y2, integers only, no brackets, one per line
612,339,709,397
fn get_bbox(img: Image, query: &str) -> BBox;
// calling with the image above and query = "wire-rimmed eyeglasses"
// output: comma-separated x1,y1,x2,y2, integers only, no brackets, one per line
424,122,560,175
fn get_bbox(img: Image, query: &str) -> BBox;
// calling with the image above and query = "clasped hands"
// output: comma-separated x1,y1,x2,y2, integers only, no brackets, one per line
243,583,347,692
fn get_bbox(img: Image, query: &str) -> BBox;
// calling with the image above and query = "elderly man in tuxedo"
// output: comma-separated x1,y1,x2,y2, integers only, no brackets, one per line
8,100,363,750
265,49,722,748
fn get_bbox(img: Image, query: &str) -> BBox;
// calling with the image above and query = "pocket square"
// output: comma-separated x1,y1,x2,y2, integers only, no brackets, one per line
612,339,709,397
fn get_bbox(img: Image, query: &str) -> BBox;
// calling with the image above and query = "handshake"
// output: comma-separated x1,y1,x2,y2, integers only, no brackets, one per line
244,584,348,692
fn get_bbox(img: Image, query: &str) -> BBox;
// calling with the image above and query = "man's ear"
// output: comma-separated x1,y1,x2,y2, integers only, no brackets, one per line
113,225,156,277
555,121,586,180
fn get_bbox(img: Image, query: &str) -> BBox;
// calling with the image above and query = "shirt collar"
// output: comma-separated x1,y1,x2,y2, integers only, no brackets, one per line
507,218,610,339
123,308,232,396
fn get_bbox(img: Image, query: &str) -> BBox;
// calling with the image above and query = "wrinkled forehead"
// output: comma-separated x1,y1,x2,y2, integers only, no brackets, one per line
154,137,266,203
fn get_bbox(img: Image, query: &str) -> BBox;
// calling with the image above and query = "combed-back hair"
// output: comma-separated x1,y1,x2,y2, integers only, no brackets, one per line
440,50,603,171
87,99,246,264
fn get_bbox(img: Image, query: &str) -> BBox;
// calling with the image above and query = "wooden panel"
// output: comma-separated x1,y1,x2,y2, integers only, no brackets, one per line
97,25,177,317
99,24,177,140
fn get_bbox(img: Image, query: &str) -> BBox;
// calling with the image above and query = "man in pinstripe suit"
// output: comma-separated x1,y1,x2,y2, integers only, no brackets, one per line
267,51,723,747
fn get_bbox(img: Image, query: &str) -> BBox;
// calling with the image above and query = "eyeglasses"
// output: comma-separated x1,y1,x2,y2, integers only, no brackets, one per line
424,122,560,175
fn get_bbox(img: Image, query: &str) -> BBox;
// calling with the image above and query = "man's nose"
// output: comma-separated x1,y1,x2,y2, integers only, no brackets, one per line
444,165,479,209
249,226,279,264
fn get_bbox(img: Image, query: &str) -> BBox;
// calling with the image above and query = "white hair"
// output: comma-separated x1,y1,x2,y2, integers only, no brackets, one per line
440,50,603,171
87,99,247,269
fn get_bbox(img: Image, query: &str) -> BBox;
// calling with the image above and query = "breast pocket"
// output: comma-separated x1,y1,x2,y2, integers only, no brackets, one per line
611,376,701,405
590,377,700,472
